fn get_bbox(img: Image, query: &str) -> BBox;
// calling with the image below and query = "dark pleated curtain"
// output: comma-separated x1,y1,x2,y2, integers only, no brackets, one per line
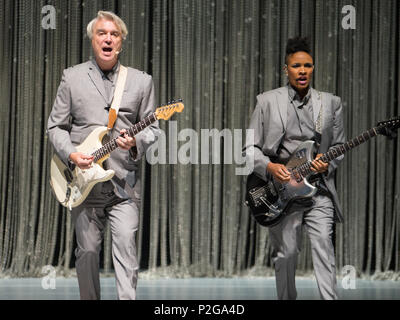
0,0,399,278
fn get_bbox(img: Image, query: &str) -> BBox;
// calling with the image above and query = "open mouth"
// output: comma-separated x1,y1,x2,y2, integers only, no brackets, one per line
297,77,308,85
102,47,113,54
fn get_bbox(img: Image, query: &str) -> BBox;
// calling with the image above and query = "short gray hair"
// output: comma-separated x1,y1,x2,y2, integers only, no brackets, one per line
87,11,128,40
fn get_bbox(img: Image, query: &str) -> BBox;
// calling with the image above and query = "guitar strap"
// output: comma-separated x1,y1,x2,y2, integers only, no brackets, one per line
314,91,323,148
107,64,128,130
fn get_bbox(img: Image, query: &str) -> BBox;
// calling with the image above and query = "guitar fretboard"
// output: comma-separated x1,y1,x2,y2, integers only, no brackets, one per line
294,127,378,179
92,113,158,162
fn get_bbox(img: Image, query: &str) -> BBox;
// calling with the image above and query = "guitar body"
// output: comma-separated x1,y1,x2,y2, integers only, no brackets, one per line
245,140,318,227
50,126,115,209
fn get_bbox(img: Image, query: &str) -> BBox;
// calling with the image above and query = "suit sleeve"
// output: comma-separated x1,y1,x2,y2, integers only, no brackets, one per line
326,96,346,178
129,74,160,161
244,96,272,181
46,70,77,165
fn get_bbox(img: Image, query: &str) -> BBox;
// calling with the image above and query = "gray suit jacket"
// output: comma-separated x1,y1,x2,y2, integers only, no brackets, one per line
47,59,159,201
245,86,346,222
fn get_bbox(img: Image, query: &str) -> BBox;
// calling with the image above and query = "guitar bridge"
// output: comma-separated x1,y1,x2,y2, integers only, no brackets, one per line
249,182,278,208
255,195,271,208
248,189,264,208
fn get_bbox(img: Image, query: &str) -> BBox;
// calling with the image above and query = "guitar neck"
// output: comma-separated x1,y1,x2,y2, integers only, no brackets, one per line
92,112,158,162
296,127,379,177
320,127,378,163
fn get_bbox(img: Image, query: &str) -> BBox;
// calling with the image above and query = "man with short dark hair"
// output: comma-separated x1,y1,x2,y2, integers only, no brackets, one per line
245,36,346,299
47,11,159,300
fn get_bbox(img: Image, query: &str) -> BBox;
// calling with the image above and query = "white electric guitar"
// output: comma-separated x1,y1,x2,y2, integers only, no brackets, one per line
50,100,184,209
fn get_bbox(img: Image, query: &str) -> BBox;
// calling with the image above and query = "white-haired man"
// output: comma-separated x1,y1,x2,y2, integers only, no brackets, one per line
47,11,159,300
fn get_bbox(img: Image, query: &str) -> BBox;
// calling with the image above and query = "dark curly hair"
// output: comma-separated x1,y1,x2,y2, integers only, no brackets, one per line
285,36,312,64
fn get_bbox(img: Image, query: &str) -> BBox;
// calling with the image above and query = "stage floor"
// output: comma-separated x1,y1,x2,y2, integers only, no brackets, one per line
0,277,398,300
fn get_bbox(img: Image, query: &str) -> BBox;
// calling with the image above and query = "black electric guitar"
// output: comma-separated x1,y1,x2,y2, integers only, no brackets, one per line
245,117,400,227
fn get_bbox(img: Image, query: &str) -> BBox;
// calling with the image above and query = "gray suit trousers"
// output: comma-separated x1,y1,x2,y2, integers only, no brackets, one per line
269,193,338,300
71,182,139,300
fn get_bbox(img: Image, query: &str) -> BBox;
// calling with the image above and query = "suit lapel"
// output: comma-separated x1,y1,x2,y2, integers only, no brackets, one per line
87,60,108,104
276,87,288,131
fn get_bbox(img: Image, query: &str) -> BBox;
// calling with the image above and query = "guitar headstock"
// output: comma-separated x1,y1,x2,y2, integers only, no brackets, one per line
155,99,184,120
376,116,400,139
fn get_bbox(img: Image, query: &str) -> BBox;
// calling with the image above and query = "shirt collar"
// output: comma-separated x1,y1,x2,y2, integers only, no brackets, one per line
287,84,312,105
91,58,120,80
